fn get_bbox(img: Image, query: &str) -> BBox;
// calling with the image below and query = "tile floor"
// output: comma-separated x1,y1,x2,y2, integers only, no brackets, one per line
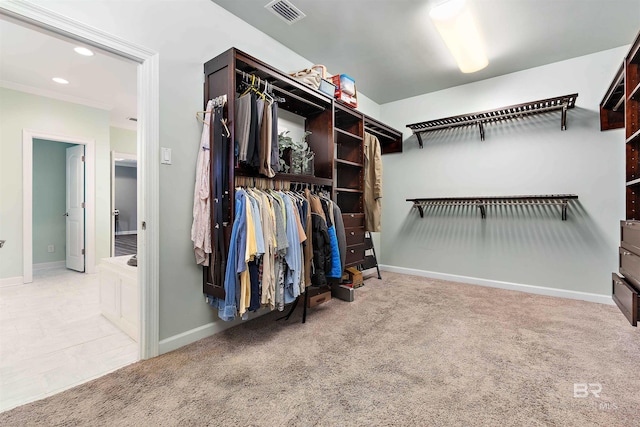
0,267,139,412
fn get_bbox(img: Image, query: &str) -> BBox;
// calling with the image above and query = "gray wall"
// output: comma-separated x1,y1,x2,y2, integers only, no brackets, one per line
32,139,77,264
114,165,137,233
379,47,627,297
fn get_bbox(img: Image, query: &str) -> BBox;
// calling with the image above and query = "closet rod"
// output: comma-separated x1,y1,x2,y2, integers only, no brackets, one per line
235,68,326,112
364,126,394,141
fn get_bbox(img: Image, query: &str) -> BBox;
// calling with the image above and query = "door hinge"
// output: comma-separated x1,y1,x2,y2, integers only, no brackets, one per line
81,202,85,208
82,248,85,255
142,221,146,230
81,155,85,162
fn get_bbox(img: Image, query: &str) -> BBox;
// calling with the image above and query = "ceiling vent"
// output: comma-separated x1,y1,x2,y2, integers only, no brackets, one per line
265,0,306,25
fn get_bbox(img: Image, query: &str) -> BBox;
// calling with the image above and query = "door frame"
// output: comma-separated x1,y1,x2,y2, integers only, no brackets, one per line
1,1,160,359
111,151,137,256
23,132,94,281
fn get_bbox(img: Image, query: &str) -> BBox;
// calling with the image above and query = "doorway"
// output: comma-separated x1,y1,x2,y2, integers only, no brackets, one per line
0,1,159,361
111,151,138,257
31,139,85,273
23,131,95,283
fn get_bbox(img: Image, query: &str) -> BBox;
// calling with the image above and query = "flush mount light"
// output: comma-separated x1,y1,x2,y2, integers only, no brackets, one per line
429,0,488,73
74,46,94,56
52,77,69,84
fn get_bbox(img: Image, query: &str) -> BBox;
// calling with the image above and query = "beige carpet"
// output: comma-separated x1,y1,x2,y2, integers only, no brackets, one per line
1,272,639,426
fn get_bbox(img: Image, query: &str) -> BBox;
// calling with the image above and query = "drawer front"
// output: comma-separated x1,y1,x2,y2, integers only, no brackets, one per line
342,213,364,228
345,243,365,266
345,227,365,246
621,220,640,255
619,247,640,287
612,273,639,326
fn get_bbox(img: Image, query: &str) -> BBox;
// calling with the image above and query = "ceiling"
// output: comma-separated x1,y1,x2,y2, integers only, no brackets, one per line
0,16,137,130
211,0,640,104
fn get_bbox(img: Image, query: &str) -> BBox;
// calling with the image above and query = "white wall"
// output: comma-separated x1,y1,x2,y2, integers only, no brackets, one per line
110,126,137,155
379,47,628,297
0,87,111,280
25,0,381,343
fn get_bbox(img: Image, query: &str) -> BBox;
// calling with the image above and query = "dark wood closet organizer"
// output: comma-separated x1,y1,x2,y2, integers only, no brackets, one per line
202,47,402,301
600,30,640,326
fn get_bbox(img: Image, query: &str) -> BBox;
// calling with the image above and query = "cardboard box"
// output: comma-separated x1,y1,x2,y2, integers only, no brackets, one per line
345,267,363,288
307,291,331,308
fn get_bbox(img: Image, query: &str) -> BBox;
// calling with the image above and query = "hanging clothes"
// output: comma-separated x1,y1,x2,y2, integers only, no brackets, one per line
332,202,346,277
191,100,214,266
364,132,383,232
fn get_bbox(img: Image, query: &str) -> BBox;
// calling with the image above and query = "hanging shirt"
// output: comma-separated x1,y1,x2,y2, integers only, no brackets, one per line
215,189,246,321
235,94,251,162
283,194,301,303
191,100,214,266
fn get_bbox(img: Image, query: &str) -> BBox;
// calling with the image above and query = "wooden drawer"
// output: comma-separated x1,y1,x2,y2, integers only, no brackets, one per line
343,213,364,228
345,243,365,266
345,227,365,246
621,220,640,255
612,273,639,326
619,246,640,288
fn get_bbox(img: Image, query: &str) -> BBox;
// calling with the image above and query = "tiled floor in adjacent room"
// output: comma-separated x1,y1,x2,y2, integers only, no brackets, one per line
0,268,138,412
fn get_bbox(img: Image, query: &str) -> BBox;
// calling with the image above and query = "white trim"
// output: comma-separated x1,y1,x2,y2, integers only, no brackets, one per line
115,231,137,236
23,130,96,283
2,1,160,360
33,261,66,271
0,276,24,288
379,265,615,306
158,309,271,355
0,79,113,111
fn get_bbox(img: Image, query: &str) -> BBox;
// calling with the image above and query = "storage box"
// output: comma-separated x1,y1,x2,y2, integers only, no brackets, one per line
331,74,358,108
345,267,363,288
308,290,332,308
318,78,336,97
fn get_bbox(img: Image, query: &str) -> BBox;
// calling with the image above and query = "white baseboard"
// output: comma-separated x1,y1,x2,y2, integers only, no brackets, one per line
115,231,137,236
33,261,65,271
0,276,24,287
379,265,615,306
158,308,270,355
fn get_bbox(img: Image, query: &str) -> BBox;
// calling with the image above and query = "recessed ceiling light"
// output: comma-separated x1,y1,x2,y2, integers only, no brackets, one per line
52,77,69,84
74,47,94,56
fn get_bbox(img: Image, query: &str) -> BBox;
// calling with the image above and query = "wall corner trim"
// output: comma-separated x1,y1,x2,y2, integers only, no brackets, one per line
378,265,615,306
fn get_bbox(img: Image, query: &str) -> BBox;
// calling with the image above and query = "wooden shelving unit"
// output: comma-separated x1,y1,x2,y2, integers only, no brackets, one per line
600,29,640,327
202,47,403,301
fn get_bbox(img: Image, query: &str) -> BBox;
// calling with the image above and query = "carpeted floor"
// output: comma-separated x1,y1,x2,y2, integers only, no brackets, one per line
1,272,639,426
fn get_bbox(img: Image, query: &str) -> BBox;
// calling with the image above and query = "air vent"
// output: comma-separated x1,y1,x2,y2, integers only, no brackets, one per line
265,0,306,25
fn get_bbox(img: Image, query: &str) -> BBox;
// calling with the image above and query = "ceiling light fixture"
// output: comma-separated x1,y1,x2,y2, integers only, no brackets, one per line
74,46,94,56
52,77,69,84
429,0,488,73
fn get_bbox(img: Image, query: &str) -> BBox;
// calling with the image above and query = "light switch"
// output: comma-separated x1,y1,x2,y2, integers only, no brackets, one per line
161,147,172,165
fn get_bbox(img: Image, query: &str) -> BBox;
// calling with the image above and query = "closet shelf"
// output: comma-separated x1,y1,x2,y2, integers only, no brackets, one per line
335,128,363,142
630,81,640,101
626,178,640,187
336,187,363,194
234,168,333,187
407,194,578,221
406,93,579,148
335,159,363,168
627,128,640,144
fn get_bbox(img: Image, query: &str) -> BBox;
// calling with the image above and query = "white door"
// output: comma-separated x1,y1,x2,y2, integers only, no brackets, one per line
66,145,85,272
